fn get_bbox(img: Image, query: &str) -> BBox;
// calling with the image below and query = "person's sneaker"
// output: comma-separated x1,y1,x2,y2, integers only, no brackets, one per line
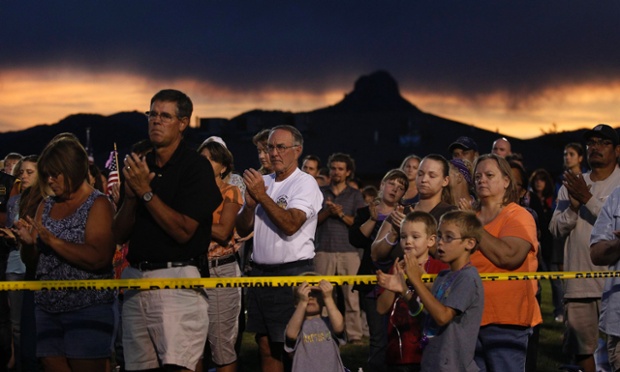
555,314,564,323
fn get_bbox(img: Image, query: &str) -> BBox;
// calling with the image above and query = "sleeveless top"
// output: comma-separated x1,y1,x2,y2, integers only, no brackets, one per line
35,190,114,313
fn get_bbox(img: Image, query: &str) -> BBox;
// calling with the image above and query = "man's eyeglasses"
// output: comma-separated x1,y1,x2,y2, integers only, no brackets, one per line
145,111,179,123
586,139,614,148
267,144,300,153
437,234,467,244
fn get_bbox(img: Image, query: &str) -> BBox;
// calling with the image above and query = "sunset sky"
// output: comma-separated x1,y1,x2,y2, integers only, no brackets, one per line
2,1,620,139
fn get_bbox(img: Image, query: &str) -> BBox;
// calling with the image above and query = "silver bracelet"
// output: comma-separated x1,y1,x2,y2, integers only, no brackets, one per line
383,233,398,246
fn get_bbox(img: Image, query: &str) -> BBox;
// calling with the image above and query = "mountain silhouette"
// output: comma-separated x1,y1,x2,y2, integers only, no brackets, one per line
0,71,610,180
317,70,422,113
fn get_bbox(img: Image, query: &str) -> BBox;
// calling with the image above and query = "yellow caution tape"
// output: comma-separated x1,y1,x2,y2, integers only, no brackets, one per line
1,271,619,291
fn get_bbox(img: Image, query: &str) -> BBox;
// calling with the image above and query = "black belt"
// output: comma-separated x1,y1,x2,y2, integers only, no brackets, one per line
131,259,198,272
209,255,237,268
251,259,313,273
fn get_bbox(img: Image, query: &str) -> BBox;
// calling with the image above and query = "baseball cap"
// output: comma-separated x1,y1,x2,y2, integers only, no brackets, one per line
583,124,619,146
448,136,479,153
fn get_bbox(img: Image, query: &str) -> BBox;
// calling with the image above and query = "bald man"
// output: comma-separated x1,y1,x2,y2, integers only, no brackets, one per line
491,138,512,158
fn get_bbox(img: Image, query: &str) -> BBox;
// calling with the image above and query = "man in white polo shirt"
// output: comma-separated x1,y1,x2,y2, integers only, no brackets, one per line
236,125,323,372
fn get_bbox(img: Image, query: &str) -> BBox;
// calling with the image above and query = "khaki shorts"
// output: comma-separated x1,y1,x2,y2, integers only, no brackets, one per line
205,260,241,366
122,266,209,370
564,299,601,355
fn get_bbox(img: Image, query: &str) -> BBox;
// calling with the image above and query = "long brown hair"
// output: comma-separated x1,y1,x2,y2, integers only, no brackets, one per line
18,155,47,219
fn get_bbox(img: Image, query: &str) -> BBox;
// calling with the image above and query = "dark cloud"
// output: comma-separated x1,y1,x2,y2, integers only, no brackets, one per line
3,1,620,101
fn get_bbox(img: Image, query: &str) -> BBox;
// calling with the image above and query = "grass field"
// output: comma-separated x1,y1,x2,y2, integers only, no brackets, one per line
236,280,570,372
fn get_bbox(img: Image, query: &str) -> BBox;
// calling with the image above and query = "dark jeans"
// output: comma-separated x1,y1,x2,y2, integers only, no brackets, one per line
6,272,24,371
20,289,38,372
475,324,532,372
361,293,387,372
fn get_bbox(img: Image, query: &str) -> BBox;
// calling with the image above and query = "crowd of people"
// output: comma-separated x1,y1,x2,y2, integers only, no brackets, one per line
0,88,619,372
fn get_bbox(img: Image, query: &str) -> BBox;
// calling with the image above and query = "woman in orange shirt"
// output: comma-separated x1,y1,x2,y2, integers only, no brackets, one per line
471,154,541,372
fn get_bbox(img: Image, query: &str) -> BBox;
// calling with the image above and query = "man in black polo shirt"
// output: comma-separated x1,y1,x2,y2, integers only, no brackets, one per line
113,89,221,372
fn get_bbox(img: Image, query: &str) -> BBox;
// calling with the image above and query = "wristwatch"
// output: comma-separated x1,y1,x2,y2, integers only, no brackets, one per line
142,191,154,203
339,212,345,219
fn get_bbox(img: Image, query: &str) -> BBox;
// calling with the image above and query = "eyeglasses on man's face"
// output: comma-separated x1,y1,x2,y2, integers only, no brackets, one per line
145,111,179,123
266,144,300,154
586,138,614,148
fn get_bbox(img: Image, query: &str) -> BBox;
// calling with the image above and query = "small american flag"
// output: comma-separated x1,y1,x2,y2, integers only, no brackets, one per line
105,144,119,196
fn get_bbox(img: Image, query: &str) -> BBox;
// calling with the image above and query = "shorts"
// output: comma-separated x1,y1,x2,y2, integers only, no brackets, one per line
36,303,114,359
122,266,209,370
564,299,601,355
246,260,313,343
205,260,241,366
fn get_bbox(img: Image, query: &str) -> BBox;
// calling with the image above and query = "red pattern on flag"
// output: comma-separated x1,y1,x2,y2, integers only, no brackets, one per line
105,150,119,196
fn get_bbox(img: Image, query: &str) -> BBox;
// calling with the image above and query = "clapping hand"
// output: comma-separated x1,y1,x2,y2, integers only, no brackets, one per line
376,258,407,294
123,153,155,198
14,217,37,246
387,205,406,231
458,197,473,211
563,170,591,206
243,168,268,207
325,201,344,217
403,252,424,281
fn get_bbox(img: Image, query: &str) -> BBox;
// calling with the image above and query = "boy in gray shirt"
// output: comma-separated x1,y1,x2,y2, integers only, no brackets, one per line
403,211,484,371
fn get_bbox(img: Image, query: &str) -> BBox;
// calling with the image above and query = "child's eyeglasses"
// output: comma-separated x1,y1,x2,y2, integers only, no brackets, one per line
437,234,467,244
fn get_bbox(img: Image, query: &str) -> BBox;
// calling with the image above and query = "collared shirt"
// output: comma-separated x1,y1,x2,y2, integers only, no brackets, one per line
127,140,222,263
316,185,365,253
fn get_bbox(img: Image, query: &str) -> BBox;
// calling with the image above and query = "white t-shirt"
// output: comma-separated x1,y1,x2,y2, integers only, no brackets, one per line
251,168,323,265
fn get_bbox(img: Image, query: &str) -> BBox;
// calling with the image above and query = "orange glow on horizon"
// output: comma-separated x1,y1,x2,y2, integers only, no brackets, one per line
1,68,619,139
402,82,620,139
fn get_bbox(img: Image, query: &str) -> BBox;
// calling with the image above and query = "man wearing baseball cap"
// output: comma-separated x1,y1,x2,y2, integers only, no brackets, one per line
448,136,479,164
550,123,620,372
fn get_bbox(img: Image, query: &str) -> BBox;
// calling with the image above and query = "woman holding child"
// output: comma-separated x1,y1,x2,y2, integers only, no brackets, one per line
471,154,541,372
